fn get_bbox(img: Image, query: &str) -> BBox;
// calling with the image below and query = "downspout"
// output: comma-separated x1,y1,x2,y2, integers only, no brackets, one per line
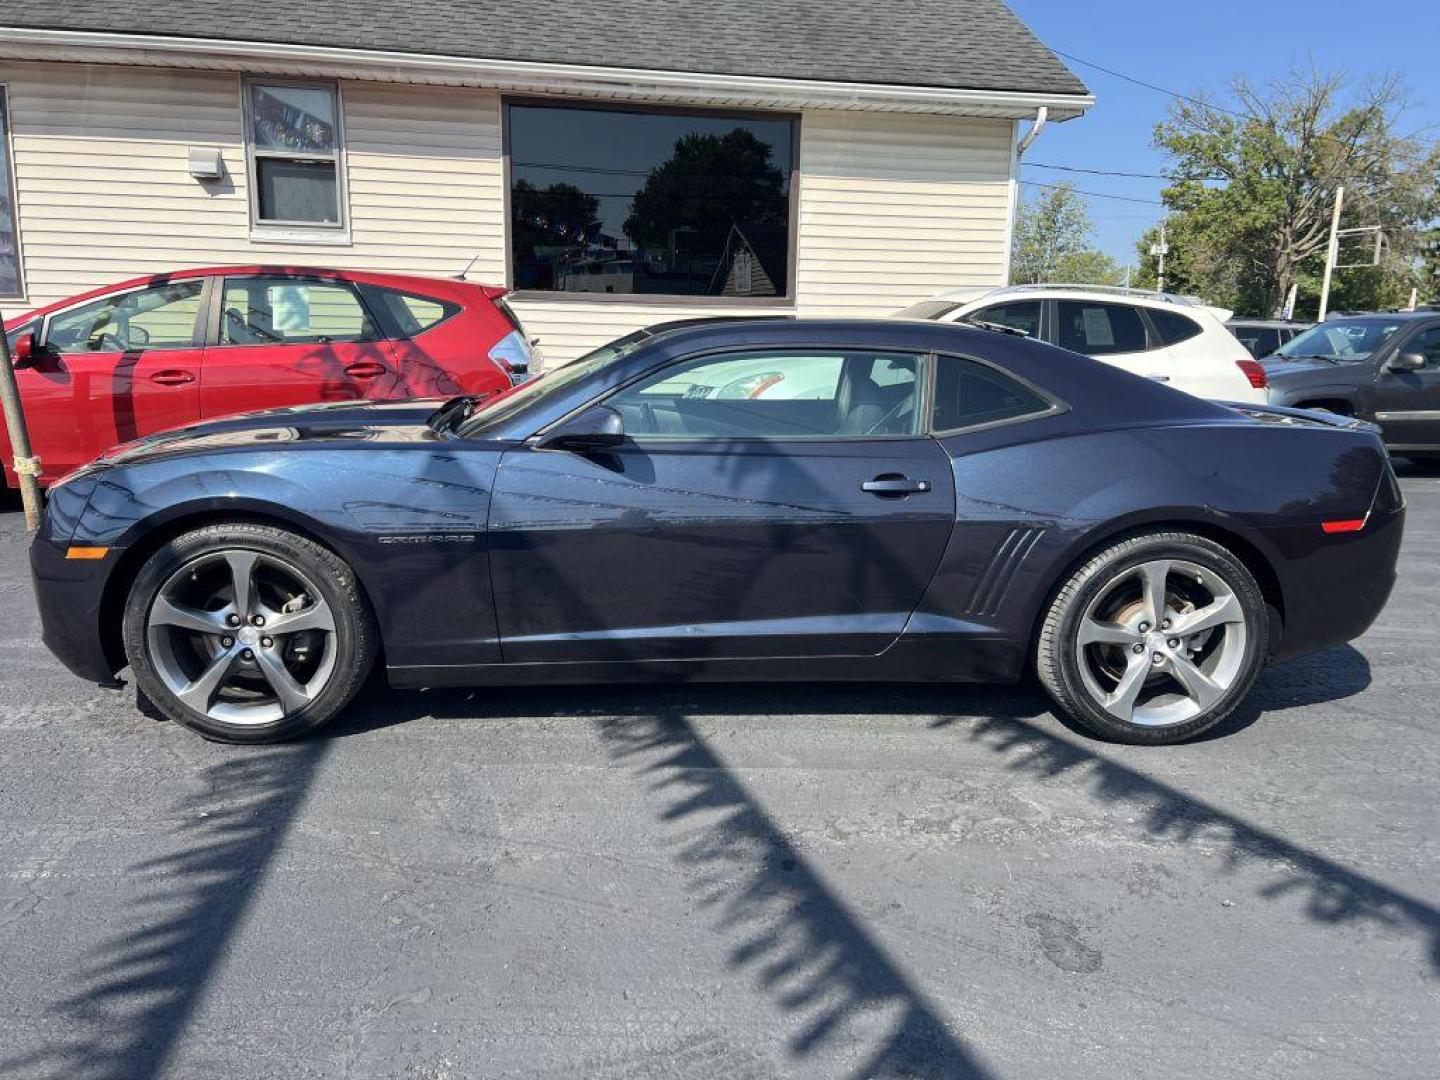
1016,106,1048,158
1003,107,1048,285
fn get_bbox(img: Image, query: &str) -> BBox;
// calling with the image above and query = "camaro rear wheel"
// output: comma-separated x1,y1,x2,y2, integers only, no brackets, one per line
122,523,377,743
1036,531,1268,745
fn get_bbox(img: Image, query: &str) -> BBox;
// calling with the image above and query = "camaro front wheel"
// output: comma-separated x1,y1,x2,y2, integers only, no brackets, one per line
1036,531,1268,745
122,523,377,743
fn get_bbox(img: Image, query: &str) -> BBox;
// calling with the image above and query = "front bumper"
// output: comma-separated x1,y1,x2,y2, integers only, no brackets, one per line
31,534,119,684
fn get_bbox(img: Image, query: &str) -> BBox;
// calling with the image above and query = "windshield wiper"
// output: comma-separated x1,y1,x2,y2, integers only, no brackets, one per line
959,317,1030,337
1281,353,1343,364
427,394,477,435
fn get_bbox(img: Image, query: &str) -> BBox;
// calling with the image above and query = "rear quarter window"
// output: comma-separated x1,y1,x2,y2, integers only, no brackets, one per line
1151,309,1204,346
931,354,1053,432
362,286,462,338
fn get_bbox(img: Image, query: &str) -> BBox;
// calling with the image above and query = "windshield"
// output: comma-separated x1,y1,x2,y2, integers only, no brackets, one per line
1275,318,1403,362
460,331,652,434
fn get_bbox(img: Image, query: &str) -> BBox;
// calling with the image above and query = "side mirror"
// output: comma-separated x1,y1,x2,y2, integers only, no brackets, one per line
1386,351,1426,373
11,332,36,369
535,405,625,452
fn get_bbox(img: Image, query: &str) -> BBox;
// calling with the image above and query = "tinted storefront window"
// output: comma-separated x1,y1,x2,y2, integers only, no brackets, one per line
507,103,794,300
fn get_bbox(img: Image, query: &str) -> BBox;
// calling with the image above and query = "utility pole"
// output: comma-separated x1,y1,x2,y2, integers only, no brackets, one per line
1150,220,1169,294
1318,185,1344,322
0,325,41,531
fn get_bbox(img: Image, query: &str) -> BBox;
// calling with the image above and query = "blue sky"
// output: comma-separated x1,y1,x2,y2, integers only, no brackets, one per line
1006,0,1440,266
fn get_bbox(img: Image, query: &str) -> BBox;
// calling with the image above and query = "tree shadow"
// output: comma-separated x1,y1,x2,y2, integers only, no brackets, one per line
600,706,994,1079
1,742,331,1080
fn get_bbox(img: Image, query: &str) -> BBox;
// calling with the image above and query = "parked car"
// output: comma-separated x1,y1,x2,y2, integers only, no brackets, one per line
1263,312,1440,459
894,284,1267,402
1227,317,1313,359
33,317,1402,747
1,266,534,487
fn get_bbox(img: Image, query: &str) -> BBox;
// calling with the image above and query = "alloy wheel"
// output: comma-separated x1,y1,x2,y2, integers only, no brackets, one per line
1074,558,1248,728
145,549,338,725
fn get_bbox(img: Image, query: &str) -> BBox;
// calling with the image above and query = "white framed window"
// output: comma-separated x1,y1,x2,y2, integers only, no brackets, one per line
0,85,26,300
243,78,349,241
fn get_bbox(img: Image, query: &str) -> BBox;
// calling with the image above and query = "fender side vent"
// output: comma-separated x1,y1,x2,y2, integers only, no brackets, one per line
966,527,1047,617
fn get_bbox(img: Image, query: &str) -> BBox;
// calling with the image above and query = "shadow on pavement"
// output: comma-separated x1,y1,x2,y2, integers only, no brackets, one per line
601,707,993,1079
1,742,330,1080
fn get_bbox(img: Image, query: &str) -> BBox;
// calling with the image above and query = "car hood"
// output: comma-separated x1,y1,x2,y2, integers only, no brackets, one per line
95,397,450,467
1260,356,1368,380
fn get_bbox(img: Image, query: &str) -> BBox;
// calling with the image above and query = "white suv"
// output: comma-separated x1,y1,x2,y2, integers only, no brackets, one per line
895,284,1267,403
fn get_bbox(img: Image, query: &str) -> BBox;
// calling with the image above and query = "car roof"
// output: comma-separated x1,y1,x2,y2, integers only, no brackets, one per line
3,266,506,327
1228,318,1311,327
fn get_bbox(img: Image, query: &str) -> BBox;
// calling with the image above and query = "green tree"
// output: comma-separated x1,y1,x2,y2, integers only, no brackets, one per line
1140,68,1439,317
624,129,788,290
1011,184,1123,285
511,179,601,254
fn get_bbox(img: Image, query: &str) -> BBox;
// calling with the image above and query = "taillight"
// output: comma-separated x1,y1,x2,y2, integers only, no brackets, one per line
1237,358,1268,390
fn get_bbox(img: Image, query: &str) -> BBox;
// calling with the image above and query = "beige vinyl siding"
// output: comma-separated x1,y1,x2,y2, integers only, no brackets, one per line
0,61,504,318
0,61,1016,366
794,111,1012,317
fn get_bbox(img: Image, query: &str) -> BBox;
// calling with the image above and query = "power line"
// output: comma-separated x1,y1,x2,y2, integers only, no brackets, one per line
1051,49,1251,120
1023,161,1167,180
1020,179,1163,206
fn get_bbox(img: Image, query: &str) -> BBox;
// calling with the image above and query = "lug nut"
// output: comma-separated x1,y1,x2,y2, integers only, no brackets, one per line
1168,638,1180,650
261,637,273,648
1151,652,1164,665
242,648,254,660
226,613,241,627
1138,622,1150,633
1132,643,1145,654
251,615,265,627
1161,619,1171,630
220,636,234,648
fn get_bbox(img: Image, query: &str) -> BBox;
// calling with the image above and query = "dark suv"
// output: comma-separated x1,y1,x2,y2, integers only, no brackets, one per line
1263,312,1440,459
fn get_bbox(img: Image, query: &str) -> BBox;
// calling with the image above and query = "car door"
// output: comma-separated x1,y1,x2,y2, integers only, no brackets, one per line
1371,323,1440,453
200,274,399,418
487,348,957,663
19,279,205,480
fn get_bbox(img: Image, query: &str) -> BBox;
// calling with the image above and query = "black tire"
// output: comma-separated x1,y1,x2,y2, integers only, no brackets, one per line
121,522,377,743
1036,531,1268,745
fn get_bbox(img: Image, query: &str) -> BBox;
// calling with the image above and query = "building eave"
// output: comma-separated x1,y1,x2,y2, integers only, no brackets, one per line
0,27,1093,119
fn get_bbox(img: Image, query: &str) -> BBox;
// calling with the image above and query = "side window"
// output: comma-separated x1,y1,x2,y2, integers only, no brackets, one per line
609,350,925,438
1056,301,1149,356
1407,327,1440,368
972,301,1041,337
1151,309,1203,347
45,281,204,353
220,279,375,345
361,286,461,338
931,354,1053,431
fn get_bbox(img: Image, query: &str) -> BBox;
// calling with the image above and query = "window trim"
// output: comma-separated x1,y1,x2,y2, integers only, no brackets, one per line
207,273,381,349
242,76,350,241
0,84,25,301
38,278,210,354
501,96,800,307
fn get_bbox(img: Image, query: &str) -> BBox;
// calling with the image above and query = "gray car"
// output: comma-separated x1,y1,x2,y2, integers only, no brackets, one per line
1264,312,1440,460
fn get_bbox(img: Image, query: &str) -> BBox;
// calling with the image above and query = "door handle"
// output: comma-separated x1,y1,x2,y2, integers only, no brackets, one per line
150,369,196,386
861,474,931,496
344,361,389,379
1145,374,1171,383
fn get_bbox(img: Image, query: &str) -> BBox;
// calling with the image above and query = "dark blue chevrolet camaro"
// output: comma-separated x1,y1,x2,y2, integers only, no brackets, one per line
31,318,1404,745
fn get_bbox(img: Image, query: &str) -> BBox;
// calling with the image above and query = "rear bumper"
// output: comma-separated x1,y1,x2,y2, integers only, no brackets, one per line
1264,504,1404,661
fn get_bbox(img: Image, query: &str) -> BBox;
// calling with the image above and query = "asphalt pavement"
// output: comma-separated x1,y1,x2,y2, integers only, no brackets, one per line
1,466,1437,1079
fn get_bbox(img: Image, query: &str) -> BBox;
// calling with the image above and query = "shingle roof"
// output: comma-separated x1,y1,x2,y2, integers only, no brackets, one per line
0,0,1088,96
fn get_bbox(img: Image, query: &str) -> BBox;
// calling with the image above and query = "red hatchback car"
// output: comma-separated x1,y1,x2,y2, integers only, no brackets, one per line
1,266,533,487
